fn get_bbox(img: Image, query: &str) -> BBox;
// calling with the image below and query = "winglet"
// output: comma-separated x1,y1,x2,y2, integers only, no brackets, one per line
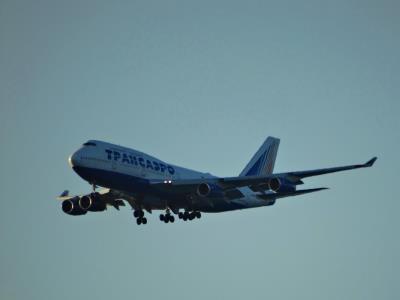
60,190,69,197
57,190,71,200
365,157,377,167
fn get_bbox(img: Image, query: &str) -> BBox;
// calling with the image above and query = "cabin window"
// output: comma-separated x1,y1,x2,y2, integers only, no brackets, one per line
83,142,96,146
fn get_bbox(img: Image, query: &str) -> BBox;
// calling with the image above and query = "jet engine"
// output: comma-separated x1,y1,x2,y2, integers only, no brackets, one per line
62,197,87,216
78,193,106,212
268,178,296,193
196,183,224,198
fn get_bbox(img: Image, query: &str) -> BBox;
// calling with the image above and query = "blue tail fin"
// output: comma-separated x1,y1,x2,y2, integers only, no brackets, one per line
239,137,280,176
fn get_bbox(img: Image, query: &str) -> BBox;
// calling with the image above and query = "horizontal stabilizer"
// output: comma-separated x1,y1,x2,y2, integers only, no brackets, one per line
257,187,328,200
286,157,378,179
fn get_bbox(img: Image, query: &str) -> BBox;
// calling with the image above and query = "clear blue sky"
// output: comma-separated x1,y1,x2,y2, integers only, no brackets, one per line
1,1,399,299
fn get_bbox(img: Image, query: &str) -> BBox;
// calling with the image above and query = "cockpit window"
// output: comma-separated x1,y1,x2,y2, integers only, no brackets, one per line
83,142,96,146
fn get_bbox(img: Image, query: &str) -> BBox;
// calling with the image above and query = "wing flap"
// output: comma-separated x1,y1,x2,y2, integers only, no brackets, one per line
149,157,376,196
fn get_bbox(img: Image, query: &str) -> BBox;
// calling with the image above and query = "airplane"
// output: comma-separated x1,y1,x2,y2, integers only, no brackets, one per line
58,137,377,225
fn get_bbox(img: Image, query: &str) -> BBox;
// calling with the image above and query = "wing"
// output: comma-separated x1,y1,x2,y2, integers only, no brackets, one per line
222,156,377,187
282,156,377,180
150,157,377,194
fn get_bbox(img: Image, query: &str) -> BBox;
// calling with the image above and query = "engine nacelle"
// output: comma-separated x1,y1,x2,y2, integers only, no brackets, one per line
78,193,106,212
62,197,87,216
268,178,296,193
196,183,224,198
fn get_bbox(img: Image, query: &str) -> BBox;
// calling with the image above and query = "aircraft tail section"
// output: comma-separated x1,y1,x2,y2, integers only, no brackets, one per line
240,137,280,177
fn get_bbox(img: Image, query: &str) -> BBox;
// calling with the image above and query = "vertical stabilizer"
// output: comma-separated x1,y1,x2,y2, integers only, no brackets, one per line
239,137,280,176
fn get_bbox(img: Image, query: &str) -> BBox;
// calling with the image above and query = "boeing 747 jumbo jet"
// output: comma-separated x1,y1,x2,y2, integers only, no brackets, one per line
58,137,377,225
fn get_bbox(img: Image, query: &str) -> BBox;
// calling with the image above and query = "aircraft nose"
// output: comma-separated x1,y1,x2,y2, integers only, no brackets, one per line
68,151,80,168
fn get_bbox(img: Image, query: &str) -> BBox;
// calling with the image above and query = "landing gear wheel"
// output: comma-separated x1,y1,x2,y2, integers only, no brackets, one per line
178,212,183,219
142,217,147,225
136,218,142,225
196,211,201,219
189,213,195,221
164,217,169,223
169,215,175,223
159,214,165,221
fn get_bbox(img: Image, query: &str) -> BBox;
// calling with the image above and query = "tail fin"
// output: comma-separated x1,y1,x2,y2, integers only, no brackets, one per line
239,137,280,176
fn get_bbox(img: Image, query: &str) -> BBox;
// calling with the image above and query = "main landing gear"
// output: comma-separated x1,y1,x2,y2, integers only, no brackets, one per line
159,209,175,223
178,211,201,221
133,210,147,225
133,209,202,225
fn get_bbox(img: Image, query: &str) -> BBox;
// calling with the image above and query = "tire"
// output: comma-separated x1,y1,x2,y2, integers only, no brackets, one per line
133,210,139,218
170,215,175,223
178,212,183,219
196,211,201,219
159,214,164,221
189,214,195,221
136,218,142,225
142,217,147,225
